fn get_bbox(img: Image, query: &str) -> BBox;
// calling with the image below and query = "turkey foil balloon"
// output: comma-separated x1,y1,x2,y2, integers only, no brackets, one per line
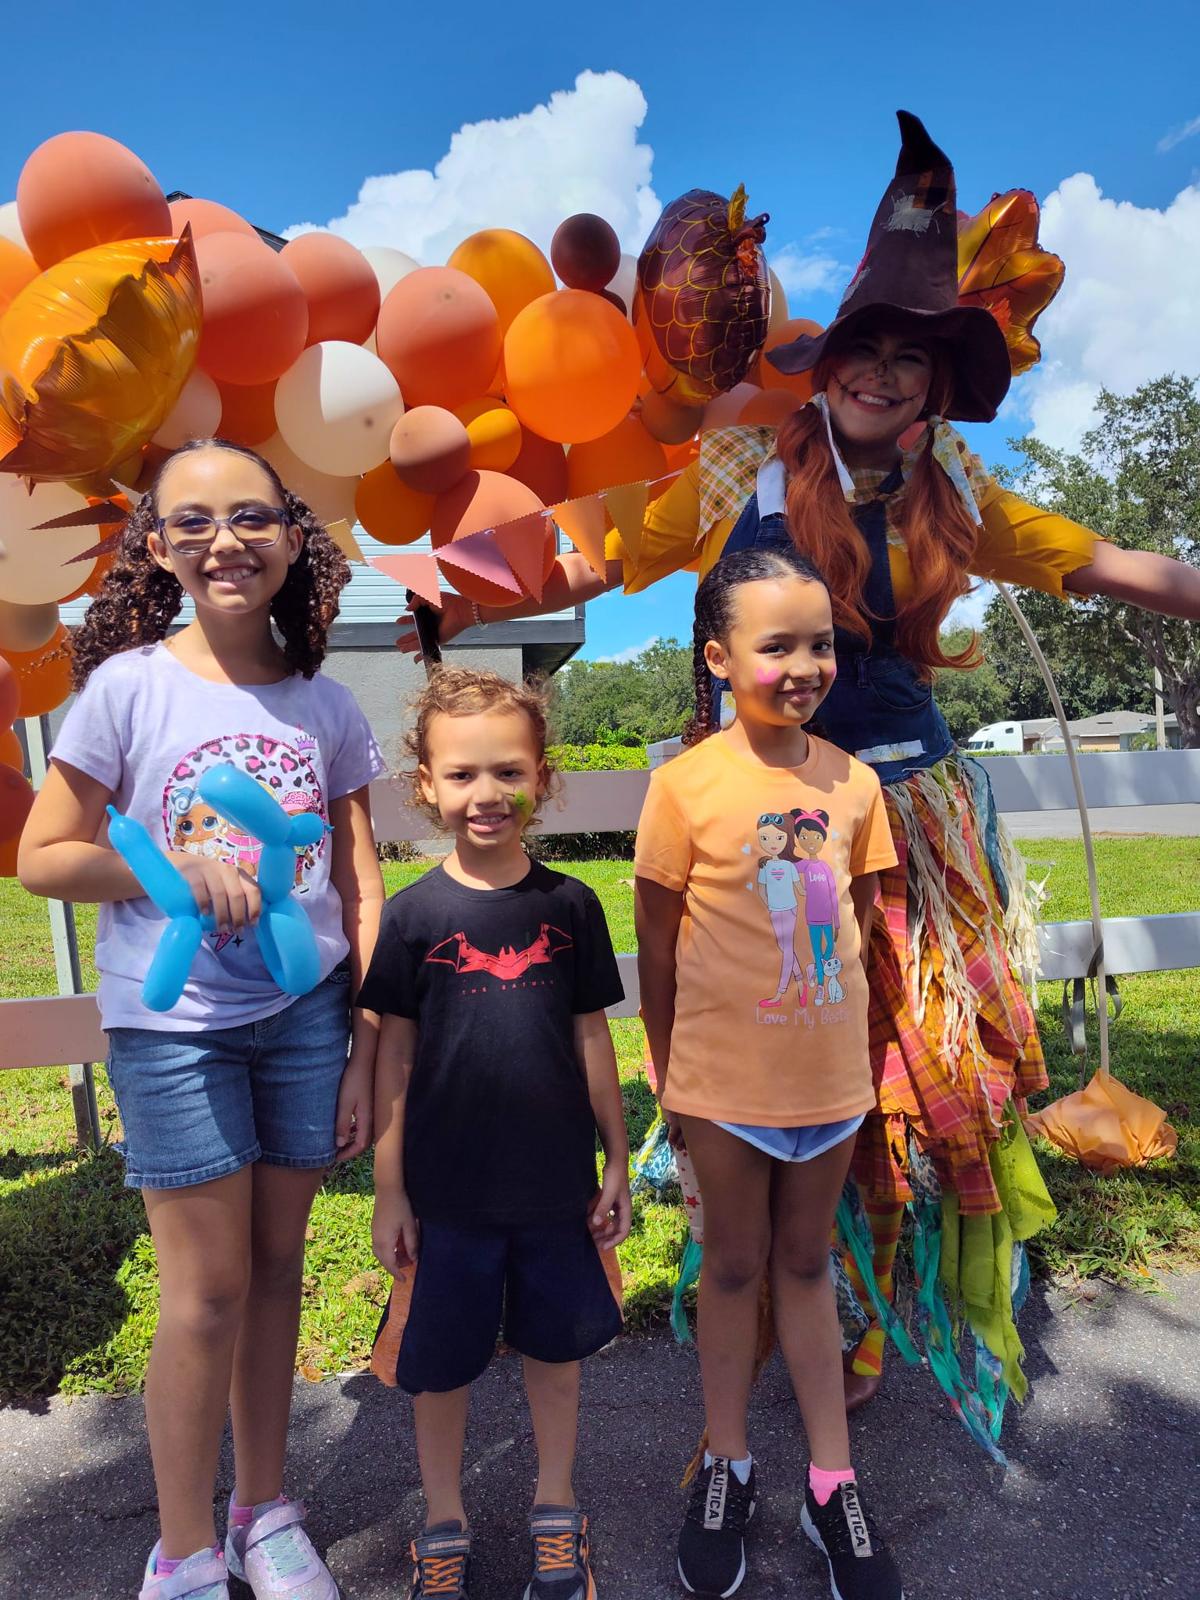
956,190,1064,376
0,230,201,481
636,186,770,406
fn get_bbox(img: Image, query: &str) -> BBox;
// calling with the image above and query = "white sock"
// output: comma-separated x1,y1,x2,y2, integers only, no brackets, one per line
704,1449,753,1486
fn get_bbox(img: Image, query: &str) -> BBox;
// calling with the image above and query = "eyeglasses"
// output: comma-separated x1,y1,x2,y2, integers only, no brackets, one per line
158,507,290,554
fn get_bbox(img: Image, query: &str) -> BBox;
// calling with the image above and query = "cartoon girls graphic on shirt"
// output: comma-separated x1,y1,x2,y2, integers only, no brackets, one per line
161,730,327,949
791,809,842,1007
754,812,809,1010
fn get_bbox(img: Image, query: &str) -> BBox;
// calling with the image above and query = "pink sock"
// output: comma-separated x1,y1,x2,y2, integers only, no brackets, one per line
229,1501,256,1527
157,1546,220,1576
809,1464,856,1506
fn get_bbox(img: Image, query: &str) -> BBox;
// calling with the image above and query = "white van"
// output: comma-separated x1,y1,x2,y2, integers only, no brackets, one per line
964,721,1023,754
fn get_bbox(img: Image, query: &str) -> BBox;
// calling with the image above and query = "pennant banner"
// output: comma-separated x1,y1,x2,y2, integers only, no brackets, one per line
603,482,650,563
435,530,524,595
326,519,365,562
551,493,609,578
493,510,553,603
367,553,443,609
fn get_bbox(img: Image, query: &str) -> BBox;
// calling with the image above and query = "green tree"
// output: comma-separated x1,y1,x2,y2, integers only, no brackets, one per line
933,628,1007,741
550,637,694,744
984,374,1199,742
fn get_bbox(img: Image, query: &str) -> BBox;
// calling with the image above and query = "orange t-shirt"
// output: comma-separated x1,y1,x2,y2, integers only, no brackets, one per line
635,733,898,1127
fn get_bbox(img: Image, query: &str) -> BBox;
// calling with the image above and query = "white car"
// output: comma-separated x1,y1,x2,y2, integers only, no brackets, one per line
964,721,1023,754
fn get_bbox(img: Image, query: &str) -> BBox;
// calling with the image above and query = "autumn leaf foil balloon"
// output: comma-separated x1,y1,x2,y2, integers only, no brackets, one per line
0,231,201,481
956,190,1064,376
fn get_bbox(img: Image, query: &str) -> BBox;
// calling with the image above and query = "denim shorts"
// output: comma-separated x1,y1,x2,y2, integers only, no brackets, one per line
106,966,351,1190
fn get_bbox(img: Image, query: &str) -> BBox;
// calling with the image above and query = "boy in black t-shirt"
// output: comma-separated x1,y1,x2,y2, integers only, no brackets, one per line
360,668,630,1600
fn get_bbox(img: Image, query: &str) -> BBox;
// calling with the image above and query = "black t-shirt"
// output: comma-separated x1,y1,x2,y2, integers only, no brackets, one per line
357,861,625,1227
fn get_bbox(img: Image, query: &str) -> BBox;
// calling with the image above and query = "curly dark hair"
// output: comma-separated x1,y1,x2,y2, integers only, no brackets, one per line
70,438,351,689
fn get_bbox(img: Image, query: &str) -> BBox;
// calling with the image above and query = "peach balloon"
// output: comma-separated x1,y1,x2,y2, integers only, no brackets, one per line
702,382,763,431
152,368,222,449
456,399,522,474
507,427,567,505
388,407,471,496
376,267,501,411
196,232,308,385
360,246,421,302
566,414,667,499
168,198,258,241
766,269,790,336
0,727,21,769
0,656,17,730
17,132,170,268
0,600,61,654
759,318,823,398
0,762,34,842
257,433,357,526
215,378,278,446
0,202,27,252
430,469,553,605
505,290,642,445
274,341,402,476
355,461,435,545
0,238,38,318
447,230,555,333
281,233,381,347
0,478,99,604
739,388,804,426
2,626,73,717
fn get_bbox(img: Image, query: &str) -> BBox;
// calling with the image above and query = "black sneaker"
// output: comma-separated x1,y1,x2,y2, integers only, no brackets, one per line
801,1480,904,1600
410,1521,471,1598
524,1505,595,1600
676,1456,757,1597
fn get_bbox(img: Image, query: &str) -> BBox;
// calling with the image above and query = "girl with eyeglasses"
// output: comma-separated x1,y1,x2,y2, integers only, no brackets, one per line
19,438,387,1600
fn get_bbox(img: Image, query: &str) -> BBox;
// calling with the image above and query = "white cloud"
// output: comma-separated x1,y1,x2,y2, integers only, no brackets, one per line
1015,172,1200,451
769,243,845,299
1157,115,1200,153
595,635,659,664
285,71,660,262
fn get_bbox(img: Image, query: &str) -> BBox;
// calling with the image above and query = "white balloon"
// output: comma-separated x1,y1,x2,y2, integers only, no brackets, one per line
767,269,790,336
0,479,97,604
152,368,222,449
257,432,359,526
0,200,27,252
360,246,421,302
274,342,403,477
606,253,638,321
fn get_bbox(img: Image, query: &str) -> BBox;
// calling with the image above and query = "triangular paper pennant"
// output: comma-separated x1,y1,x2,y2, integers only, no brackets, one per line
368,553,443,608
33,500,127,531
603,482,649,562
493,511,552,602
552,493,609,577
326,519,365,562
435,531,524,595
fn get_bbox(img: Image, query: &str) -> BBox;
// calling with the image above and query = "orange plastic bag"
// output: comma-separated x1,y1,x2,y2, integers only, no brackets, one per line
1025,1068,1177,1175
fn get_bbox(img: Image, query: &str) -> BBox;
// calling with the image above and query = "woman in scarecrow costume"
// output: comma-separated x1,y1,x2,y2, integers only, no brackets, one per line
403,113,1200,1457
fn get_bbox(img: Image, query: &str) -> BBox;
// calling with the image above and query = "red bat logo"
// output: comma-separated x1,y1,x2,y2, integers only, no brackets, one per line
425,923,573,981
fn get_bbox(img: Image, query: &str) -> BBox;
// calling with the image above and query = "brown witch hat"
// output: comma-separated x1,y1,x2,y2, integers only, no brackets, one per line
767,111,1012,422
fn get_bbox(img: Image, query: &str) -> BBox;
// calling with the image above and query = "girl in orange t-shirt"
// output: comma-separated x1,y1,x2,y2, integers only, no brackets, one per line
635,545,902,1600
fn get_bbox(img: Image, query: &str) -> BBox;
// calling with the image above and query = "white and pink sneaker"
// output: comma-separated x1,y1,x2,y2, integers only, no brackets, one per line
224,1497,339,1600
139,1542,229,1600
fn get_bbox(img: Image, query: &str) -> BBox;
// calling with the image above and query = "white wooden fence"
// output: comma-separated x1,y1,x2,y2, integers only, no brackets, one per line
4,751,1199,1146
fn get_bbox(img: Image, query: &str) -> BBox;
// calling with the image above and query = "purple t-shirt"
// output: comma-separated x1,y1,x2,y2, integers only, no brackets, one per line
797,858,837,926
52,644,385,1032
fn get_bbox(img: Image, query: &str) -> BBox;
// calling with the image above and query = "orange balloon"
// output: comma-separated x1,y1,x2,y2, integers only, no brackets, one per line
0,833,18,877
566,413,667,498
376,267,501,411
447,230,556,333
196,232,308,385
431,470,552,606
0,656,18,731
0,234,201,480
759,318,823,398
389,407,471,495
702,382,762,431
0,727,22,769
17,132,171,269
639,390,703,446
505,290,642,445
281,233,381,347
738,388,805,426
456,399,523,473
168,197,258,241
508,426,568,505
0,238,38,318
663,437,701,472
0,761,34,842
215,378,279,446
355,462,435,545
2,626,73,717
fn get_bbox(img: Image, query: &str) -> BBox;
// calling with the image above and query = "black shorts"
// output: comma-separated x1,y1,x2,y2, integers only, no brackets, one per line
381,1215,623,1394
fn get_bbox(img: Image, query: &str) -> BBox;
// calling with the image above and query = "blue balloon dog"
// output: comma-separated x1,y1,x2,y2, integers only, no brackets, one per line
107,762,328,1012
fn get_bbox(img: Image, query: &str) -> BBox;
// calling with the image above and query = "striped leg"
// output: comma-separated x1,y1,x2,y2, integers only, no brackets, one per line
842,1199,903,1377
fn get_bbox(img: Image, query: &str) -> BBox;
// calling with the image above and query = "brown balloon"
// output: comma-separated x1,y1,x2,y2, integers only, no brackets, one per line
389,407,472,495
639,390,704,445
551,214,621,292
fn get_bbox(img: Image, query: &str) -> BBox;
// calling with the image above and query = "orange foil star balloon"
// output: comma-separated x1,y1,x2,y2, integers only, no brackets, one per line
957,190,1064,376
0,231,201,481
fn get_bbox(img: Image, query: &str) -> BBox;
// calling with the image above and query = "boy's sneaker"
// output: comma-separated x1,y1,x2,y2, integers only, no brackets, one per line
224,1497,338,1599
410,1522,472,1599
140,1542,229,1600
801,1480,904,1600
524,1506,595,1600
676,1456,757,1597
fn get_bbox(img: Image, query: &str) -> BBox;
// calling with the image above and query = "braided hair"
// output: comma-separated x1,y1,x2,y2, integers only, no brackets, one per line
682,545,831,747
71,438,351,689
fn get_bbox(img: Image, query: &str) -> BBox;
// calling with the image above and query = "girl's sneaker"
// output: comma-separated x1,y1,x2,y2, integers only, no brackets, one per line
676,1456,757,1597
801,1480,904,1600
224,1497,339,1599
139,1542,229,1600
524,1506,595,1600
410,1522,472,1598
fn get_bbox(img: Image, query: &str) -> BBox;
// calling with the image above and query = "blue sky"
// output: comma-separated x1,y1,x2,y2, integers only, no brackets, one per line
5,2,1199,658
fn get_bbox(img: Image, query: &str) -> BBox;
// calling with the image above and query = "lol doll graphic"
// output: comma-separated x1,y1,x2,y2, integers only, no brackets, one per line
791,808,841,1005
754,812,809,1009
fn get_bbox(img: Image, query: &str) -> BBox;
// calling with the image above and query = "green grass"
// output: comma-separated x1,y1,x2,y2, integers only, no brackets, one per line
1,839,1197,1398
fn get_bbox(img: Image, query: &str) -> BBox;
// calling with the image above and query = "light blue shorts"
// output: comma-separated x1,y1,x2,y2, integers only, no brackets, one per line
106,965,351,1190
717,1114,866,1163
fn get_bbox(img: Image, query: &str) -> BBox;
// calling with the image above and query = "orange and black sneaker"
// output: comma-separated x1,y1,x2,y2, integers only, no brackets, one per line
409,1522,471,1600
524,1506,596,1600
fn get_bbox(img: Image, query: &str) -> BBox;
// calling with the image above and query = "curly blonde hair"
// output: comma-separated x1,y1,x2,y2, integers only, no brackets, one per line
405,666,561,828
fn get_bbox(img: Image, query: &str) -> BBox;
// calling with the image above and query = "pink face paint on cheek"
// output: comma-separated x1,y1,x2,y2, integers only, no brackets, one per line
755,665,783,686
